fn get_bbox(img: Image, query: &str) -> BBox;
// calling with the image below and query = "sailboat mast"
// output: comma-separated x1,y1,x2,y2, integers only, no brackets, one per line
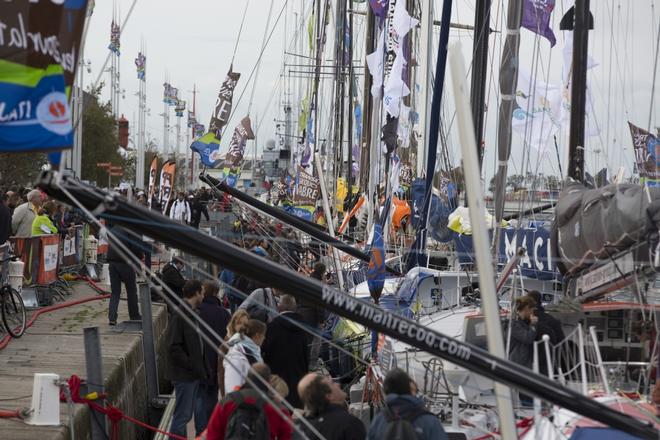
346,0,355,189
469,0,490,169
359,5,375,192
567,0,591,183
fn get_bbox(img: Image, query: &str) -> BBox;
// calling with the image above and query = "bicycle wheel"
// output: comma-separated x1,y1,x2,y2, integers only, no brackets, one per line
1,286,27,338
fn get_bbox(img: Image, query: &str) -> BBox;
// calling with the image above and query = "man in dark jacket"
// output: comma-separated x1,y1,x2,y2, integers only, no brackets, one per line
197,280,231,423
167,280,208,438
0,195,11,244
298,263,327,370
190,195,210,229
161,256,186,298
106,225,145,325
297,373,366,440
367,368,447,440
528,290,565,376
262,295,309,408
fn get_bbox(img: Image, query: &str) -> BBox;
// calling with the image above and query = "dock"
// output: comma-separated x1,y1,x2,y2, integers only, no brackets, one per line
0,282,169,440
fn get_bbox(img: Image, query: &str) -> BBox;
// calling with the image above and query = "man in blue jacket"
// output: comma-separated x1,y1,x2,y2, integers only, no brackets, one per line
367,368,447,440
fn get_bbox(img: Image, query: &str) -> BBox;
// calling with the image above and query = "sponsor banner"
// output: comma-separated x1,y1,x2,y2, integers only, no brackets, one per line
159,160,176,213
163,82,178,105
175,99,186,117
629,122,660,186
135,52,146,80
225,116,255,168
108,20,120,54
0,0,89,152
147,156,158,208
11,235,61,286
521,0,556,46
294,166,320,206
208,69,240,137
60,225,84,268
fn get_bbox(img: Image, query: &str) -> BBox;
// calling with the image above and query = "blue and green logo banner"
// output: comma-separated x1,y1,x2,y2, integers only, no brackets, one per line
0,0,89,153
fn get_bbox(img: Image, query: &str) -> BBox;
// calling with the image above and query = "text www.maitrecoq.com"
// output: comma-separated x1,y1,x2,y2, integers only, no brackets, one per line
321,286,471,361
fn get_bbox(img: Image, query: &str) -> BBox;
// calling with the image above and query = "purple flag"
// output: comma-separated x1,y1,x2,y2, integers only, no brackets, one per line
369,0,388,18
522,0,556,47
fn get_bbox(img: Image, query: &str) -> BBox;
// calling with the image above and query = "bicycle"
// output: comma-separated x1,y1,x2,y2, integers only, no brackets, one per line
0,255,27,338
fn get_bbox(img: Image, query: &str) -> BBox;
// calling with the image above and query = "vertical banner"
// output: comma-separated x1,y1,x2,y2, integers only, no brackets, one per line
163,83,178,105
629,122,660,186
175,100,186,117
208,69,241,137
0,0,89,152
159,160,176,213
108,20,121,54
291,166,320,220
222,116,255,188
147,156,158,208
135,52,146,80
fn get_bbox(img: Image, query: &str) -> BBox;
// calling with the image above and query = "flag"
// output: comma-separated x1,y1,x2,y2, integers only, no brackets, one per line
0,0,88,153
187,111,196,128
194,123,205,138
224,116,255,169
366,29,385,97
190,132,222,168
174,100,186,117
308,14,315,52
367,223,386,303
135,52,146,80
369,0,388,17
159,160,176,212
381,115,398,155
397,104,412,148
108,20,120,54
163,83,178,105
209,69,241,138
390,153,402,195
629,122,660,187
383,49,409,117
294,166,320,206
511,69,562,151
522,0,557,46
147,156,158,208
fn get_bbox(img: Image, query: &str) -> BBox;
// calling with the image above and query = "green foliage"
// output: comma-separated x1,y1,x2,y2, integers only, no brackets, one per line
80,85,123,187
0,152,47,188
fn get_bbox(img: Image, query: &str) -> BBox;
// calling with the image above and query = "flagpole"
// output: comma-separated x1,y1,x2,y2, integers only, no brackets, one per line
190,84,197,186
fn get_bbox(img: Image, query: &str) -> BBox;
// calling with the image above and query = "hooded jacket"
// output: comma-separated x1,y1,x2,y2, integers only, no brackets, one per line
166,305,208,383
223,333,263,393
509,318,537,368
198,296,231,387
367,394,447,440
261,311,309,408
169,198,191,223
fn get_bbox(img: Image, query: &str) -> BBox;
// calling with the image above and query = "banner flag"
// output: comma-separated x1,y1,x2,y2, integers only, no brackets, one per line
135,52,146,80
294,166,320,206
369,0,388,17
383,48,409,117
521,0,557,46
163,83,178,105
147,156,158,208
187,110,196,127
109,20,120,54
190,132,222,168
397,104,412,148
194,123,205,138
159,160,176,213
225,116,255,168
0,0,89,153
366,28,385,97
175,100,186,117
629,122,660,187
208,69,240,138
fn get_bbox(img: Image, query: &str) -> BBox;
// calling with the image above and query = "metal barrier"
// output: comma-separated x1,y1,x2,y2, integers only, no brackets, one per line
11,235,60,286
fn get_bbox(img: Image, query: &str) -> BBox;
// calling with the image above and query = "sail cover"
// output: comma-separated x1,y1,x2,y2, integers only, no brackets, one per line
552,181,660,275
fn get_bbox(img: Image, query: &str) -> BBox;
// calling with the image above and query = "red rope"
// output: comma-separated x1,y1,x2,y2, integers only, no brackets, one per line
61,375,186,440
0,409,21,418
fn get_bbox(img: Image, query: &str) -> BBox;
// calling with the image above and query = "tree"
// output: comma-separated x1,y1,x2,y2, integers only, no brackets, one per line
0,152,47,189
80,84,123,187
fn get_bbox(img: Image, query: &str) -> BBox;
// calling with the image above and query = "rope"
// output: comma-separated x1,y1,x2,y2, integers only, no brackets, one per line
230,0,251,66
247,0,276,116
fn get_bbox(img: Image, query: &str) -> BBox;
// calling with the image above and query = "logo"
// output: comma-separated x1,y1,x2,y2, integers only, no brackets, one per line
36,92,71,135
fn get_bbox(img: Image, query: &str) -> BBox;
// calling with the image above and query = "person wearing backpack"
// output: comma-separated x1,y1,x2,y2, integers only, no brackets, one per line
366,369,447,440
224,319,267,393
238,286,279,323
296,373,366,440
205,363,293,440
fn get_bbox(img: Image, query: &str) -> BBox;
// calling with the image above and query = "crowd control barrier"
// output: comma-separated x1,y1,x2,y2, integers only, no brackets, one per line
11,235,61,286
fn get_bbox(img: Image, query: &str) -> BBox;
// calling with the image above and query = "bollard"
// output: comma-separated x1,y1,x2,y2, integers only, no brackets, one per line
139,281,162,423
84,327,107,440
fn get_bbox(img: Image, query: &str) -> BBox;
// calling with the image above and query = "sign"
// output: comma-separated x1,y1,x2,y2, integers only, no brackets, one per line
575,252,634,295
208,69,240,137
97,162,111,167
294,166,320,206
0,0,89,152
147,156,158,208
629,122,660,186
159,160,176,212
225,116,254,168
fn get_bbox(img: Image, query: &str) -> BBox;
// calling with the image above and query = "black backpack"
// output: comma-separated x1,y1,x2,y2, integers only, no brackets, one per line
382,405,430,440
224,391,270,440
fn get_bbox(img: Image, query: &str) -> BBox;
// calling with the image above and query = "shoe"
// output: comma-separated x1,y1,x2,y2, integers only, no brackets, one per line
109,320,117,326
129,316,142,321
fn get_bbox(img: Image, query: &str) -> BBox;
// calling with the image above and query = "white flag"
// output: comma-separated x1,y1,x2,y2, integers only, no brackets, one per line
397,104,412,148
383,48,410,117
391,0,418,47
366,29,385,98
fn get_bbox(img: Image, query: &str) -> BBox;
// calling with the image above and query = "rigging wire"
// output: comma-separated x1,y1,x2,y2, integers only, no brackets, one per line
231,0,252,67
648,12,660,132
247,0,276,116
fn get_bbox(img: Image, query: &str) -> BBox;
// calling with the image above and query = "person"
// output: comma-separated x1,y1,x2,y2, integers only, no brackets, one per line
296,373,366,440
31,201,59,236
527,290,565,376
106,225,144,325
167,280,209,438
197,281,232,424
269,374,290,409
170,191,191,224
190,194,210,229
161,256,187,298
366,368,447,440
11,189,42,237
5,190,18,216
0,194,11,244
299,263,327,370
509,295,538,406
205,363,293,440
224,319,267,393
238,286,279,323
218,310,250,397
261,295,309,409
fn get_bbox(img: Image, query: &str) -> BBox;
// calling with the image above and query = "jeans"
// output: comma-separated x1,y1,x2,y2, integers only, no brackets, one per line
108,262,140,322
195,382,219,432
170,380,200,438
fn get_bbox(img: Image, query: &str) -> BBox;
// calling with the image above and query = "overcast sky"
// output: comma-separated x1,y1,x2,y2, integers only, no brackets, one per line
83,0,659,184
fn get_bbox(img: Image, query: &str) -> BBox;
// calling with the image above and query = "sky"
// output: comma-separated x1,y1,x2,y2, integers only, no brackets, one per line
82,0,659,186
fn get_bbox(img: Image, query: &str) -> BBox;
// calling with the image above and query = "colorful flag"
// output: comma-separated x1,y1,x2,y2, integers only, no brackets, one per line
135,52,146,80
194,123,205,138
0,0,88,153
225,116,255,168
367,222,386,302
109,20,121,55
174,100,186,117
163,83,178,105
147,156,158,208
369,0,389,17
209,69,240,138
294,166,320,206
629,122,660,187
522,0,557,47
159,160,176,213
190,132,222,168
187,110,196,128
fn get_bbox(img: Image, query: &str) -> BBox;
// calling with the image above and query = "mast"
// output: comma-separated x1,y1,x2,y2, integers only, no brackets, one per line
346,0,355,189
416,0,434,177
567,0,592,183
469,0,490,169
359,4,375,192
190,84,197,185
